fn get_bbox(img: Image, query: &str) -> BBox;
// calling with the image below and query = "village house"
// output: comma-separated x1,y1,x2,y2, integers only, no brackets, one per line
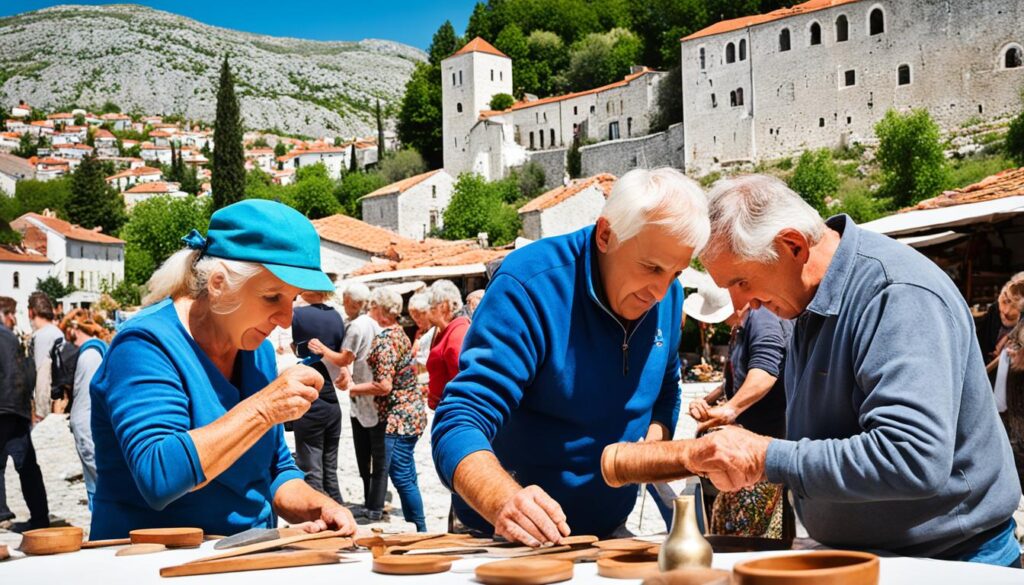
123,181,188,208
140,143,173,165
32,157,71,180
10,101,31,119
4,119,30,135
0,132,22,151
100,113,132,131
360,169,456,240
53,142,94,160
0,152,36,196
46,112,74,129
106,165,162,192
245,147,276,172
276,144,348,178
0,245,53,328
518,173,616,240
311,213,419,277
94,129,119,156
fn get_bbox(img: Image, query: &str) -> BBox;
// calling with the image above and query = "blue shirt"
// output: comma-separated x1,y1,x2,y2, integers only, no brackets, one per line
431,226,683,538
765,215,1021,560
89,299,303,539
292,303,344,399
726,308,791,437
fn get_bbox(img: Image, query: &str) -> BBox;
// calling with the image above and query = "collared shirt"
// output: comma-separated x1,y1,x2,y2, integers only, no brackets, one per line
343,313,382,427
765,215,1020,560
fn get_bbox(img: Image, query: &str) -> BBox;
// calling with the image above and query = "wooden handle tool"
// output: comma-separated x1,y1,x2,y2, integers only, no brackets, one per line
601,441,696,487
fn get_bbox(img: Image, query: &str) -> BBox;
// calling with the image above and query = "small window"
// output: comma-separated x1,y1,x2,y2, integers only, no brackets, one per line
550,129,555,146
608,121,620,140
846,116,852,124
529,132,535,149
590,105,595,114
539,131,545,149
500,70,503,81
536,112,540,123
725,42,736,64
819,118,825,127
1005,46,1023,69
573,106,578,115
897,64,911,85
736,88,744,106
491,69,494,81
459,71,463,85
809,22,822,46
779,28,791,52
627,117,633,137
456,102,463,113
711,93,717,108
739,39,747,61
836,15,849,42
729,91,737,107
699,47,706,69
844,69,856,86
869,7,885,35
12,272,19,289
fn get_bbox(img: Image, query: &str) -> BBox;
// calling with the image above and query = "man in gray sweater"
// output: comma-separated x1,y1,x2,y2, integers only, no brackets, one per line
693,175,1021,567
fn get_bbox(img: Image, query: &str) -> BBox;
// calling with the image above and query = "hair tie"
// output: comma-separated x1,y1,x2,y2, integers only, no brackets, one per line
181,229,208,259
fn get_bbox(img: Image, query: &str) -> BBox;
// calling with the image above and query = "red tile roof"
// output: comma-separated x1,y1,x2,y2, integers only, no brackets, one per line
106,166,162,181
312,214,417,255
363,169,443,199
903,167,1024,211
94,129,116,139
683,0,863,41
350,239,511,276
125,181,180,194
47,112,74,120
451,37,509,59
277,145,348,162
519,173,617,213
14,213,124,244
0,246,49,264
482,68,657,117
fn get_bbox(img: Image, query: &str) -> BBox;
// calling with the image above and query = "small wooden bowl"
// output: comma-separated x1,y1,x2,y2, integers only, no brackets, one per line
129,527,204,548
596,552,661,579
476,558,574,585
19,526,84,555
372,554,455,575
592,538,654,552
732,551,879,585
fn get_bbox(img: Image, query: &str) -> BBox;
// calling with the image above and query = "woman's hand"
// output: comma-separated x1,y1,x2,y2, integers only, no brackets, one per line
251,365,323,426
334,367,352,391
308,338,327,356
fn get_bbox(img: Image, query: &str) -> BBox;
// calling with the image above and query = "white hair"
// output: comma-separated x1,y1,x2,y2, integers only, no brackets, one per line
599,167,710,253
344,282,371,307
408,292,430,313
703,174,826,264
428,279,464,314
142,249,263,313
369,287,403,318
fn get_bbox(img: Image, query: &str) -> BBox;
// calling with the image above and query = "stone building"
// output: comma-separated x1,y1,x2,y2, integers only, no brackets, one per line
518,174,616,240
312,213,417,278
359,169,456,240
680,0,1024,174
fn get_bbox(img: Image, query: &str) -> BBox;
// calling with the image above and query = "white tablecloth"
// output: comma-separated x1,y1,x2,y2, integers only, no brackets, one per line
0,541,1019,584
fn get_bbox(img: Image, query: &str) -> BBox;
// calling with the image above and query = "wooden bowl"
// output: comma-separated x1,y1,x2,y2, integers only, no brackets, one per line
596,552,661,579
476,558,574,585
129,527,204,548
372,554,455,575
733,551,879,585
19,526,84,555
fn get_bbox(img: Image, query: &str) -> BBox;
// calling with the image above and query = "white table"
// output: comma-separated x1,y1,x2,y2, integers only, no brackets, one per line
0,540,1019,584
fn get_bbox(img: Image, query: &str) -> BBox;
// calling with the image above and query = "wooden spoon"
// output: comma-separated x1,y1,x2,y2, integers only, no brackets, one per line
475,558,574,585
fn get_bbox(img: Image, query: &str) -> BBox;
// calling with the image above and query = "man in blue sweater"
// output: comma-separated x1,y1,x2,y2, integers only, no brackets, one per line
694,174,1022,567
431,168,710,546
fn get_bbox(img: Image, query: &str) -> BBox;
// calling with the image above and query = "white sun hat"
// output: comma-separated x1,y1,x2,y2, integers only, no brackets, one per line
682,284,735,324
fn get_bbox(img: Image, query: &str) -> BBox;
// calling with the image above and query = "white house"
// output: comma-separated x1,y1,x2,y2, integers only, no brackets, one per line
276,145,348,178
106,165,162,192
94,129,119,156
0,246,54,328
271,168,296,186
4,120,30,135
10,101,31,118
518,173,616,240
0,152,35,196
12,212,125,299
311,213,418,277
100,113,131,131
123,181,187,209
245,148,276,172
360,169,456,240
140,143,173,166
0,132,20,151
33,158,71,181
53,143,94,160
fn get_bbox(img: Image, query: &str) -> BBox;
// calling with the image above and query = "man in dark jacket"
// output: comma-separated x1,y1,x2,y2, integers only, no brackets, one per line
0,296,50,532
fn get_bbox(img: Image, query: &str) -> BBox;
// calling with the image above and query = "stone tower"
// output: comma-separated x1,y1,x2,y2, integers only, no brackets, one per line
441,37,512,176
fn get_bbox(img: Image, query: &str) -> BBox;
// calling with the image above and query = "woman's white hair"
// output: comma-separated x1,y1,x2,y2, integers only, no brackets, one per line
428,279,463,314
407,292,430,313
370,286,403,318
702,174,826,264
344,282,370,307
142,249,263,313
599,167,710,253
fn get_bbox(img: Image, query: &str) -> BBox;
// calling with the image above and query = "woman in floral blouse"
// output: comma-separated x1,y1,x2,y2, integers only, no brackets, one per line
339,287,427,531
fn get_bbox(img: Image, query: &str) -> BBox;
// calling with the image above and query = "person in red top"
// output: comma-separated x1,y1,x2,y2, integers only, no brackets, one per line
425,280,471,410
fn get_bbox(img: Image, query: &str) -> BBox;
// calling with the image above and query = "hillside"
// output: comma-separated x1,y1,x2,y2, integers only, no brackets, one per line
0,4,425,137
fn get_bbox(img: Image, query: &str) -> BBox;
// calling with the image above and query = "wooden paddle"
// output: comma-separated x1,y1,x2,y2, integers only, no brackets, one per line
183,530,347,565
283,537,355,552
161,550,339,577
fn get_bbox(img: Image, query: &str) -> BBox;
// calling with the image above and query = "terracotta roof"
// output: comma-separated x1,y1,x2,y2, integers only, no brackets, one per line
14,212,124,244
246,148,274,155
30,120,54,128
683,0,863,41
312,214,417,255
47,112,74,120
125,181,180,194
100,113,131,120
106,166,162,181
94,129,115,139
350,239,511,276
519,173,617,214
148,130,173,137
482,68,658,117
55,143,94,151
451,37,509,59
904,167,1024,211
34,157,69,167
0,246,49,264
363,170,443,199
141,144,170,150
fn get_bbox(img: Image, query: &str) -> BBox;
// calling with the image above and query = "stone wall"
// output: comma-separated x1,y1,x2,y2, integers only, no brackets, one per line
525,148,568,189
579,123,685,177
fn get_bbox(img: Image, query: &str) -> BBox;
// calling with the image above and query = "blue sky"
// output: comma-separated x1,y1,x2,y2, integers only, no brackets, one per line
0,1,479,50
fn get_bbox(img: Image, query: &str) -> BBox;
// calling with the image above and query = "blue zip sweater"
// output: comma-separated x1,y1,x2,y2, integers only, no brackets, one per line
431,226,682,537
89,299,303,539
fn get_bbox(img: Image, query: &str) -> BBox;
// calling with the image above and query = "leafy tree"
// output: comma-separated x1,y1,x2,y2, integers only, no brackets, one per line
73,113,85,126
274,142,287,158
349,143,357,173
66,154,126,235
465,2,493,42
509,162,546,200
251,136,270,148
567,135,582,179
788,149,840,212
35,275,76,305
397,62,443,169
649,65,682,132
212,56,246,210
496,24,534,97
1005,93,1024,167
13,133,38,158
565,28,642,91
0,196,22,245
379,149,426,183
527,30,567,96
292,163,339,219
875,109,949,208
490,93,515,111
429,20,460,65
829,188,889,224
376,99,386,161
120,196,211,287
13,178,72,217
100,101,121,114
336,171,387,218
442,173,521,246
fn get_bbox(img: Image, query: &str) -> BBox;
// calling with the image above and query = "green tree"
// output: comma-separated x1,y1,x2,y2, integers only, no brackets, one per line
212,56,246,210
348,143,357,173
73,113,85,126
376,99,386,161
509,161,546,200
567,135,582,179
13,178,72,217
13,133,37,158
565,28,642,91
649,65,682,132
397,62,443,169
292,164,339,219
789,149,840,212
379,149,426,183
120,196,211,287
489,93,515,111
442,173,521,246
429,20,460,65
100,101,121,114
496,24,534,97
35,275,75,305
527,30,567,96
274,142,287,158
465,2,493,42
66,154,126,235
336,171,387,218
1005,95,1024,167
875,109,949,208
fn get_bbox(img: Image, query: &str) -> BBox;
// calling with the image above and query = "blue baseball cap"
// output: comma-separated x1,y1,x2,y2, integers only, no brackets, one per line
181,200,334,292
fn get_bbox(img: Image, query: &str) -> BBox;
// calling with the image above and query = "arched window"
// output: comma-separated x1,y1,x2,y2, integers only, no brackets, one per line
729,90,737,107
869,7,885,35
725,42,736,64
12,272,19,289
699,47,706,70
809,22,822,46
897,64,911,85
739,39,747,61
1005,46,1023,69
456,103,463,113
835,15,849,42
736,88,744,106
779,28,791,52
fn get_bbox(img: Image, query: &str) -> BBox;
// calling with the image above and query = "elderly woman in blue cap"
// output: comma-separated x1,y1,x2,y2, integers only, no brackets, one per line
88,200,356,539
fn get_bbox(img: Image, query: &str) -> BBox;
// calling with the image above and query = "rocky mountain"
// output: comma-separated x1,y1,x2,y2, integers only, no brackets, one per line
0,4,425,138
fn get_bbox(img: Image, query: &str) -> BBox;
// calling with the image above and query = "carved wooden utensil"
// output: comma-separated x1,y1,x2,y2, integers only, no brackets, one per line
283,537,355,551
475,558,574,585
19,526,84,555
183,530,347,565
372,553,456,575
161,550,339,578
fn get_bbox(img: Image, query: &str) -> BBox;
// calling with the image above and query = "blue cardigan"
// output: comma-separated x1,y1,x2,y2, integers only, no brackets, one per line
431,226,683,537
89,299,303,539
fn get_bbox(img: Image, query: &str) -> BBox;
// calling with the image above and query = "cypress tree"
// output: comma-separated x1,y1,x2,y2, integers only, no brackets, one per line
349,143,357,173
376,99,386,162
67,153,126,235
212,56,245,210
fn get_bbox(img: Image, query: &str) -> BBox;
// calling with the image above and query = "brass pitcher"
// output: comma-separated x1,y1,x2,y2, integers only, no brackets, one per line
658,495,713,572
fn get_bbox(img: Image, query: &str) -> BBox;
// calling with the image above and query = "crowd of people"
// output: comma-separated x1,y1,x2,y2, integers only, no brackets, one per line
0,171,1022,569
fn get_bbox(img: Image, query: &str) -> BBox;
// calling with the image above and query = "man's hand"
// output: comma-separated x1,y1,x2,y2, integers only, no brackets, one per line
695,404,738,434
688,398,712,422
493,485,571,547
289,503,357,535
689,426,771,492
